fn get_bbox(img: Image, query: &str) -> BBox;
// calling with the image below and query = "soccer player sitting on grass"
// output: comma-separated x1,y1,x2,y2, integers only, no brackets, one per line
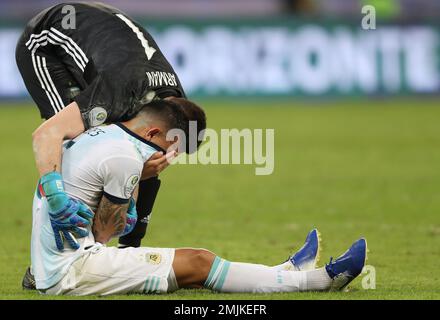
31,100,368,296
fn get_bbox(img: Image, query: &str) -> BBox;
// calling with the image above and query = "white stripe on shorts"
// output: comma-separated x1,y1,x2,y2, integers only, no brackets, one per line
31,49,61,114
26,29,88,71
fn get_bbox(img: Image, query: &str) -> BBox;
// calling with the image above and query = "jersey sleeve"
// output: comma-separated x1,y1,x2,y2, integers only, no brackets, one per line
99,155,142,204
74,72,114,130
74,70,142,130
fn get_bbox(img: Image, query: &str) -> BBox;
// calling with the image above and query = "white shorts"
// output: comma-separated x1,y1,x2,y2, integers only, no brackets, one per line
44,244,175,296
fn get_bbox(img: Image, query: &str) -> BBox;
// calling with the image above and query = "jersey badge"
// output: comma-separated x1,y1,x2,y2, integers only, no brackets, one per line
145,252,162,265
88,106,108,127
124,174,140,198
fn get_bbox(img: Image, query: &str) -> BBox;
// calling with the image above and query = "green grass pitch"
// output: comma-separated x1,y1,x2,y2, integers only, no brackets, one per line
0,99,439,300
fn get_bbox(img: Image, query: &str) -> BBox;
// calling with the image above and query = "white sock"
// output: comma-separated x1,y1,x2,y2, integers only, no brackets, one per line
204,257,332,293
271,260,296,271
304,268,332,291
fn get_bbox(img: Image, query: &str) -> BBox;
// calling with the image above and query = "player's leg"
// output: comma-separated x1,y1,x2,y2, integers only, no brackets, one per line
171,248,216,289
118,177,161,248
172,238,367,293
171,248,330,292
170,228,322,290
16,27,82,121
42,238,366,295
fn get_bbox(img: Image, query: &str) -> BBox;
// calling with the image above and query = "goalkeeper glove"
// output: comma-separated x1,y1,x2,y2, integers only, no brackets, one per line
121,197,138,236
39,172,94,251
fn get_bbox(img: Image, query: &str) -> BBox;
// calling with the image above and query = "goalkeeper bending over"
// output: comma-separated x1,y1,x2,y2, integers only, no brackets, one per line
31,100,367,296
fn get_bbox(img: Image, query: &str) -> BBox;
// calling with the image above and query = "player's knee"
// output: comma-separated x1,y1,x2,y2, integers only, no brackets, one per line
188,249,216,276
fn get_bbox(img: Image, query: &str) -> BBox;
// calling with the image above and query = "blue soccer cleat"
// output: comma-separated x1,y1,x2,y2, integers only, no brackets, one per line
285,228,321,271
325,238,368,291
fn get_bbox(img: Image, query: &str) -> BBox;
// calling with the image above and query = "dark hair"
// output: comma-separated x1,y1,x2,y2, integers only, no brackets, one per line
139,99,187,132
166,97,207,154
139,98,207,154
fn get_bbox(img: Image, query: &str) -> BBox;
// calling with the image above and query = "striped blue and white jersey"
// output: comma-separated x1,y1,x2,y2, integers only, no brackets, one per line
31,123,161,289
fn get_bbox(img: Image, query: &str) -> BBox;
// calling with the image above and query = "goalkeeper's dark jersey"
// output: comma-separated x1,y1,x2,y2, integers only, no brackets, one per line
19,2,185,128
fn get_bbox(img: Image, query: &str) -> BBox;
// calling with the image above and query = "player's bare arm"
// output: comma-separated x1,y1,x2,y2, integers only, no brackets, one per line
32,101,172,178
32,102,85,176
92,195,130,245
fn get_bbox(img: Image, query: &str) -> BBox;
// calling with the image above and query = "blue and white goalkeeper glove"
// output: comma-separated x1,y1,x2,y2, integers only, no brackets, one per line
39,172,94,251
121,197,138,236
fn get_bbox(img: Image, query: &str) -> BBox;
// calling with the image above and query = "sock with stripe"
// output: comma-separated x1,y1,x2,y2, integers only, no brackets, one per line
204,256,331,293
